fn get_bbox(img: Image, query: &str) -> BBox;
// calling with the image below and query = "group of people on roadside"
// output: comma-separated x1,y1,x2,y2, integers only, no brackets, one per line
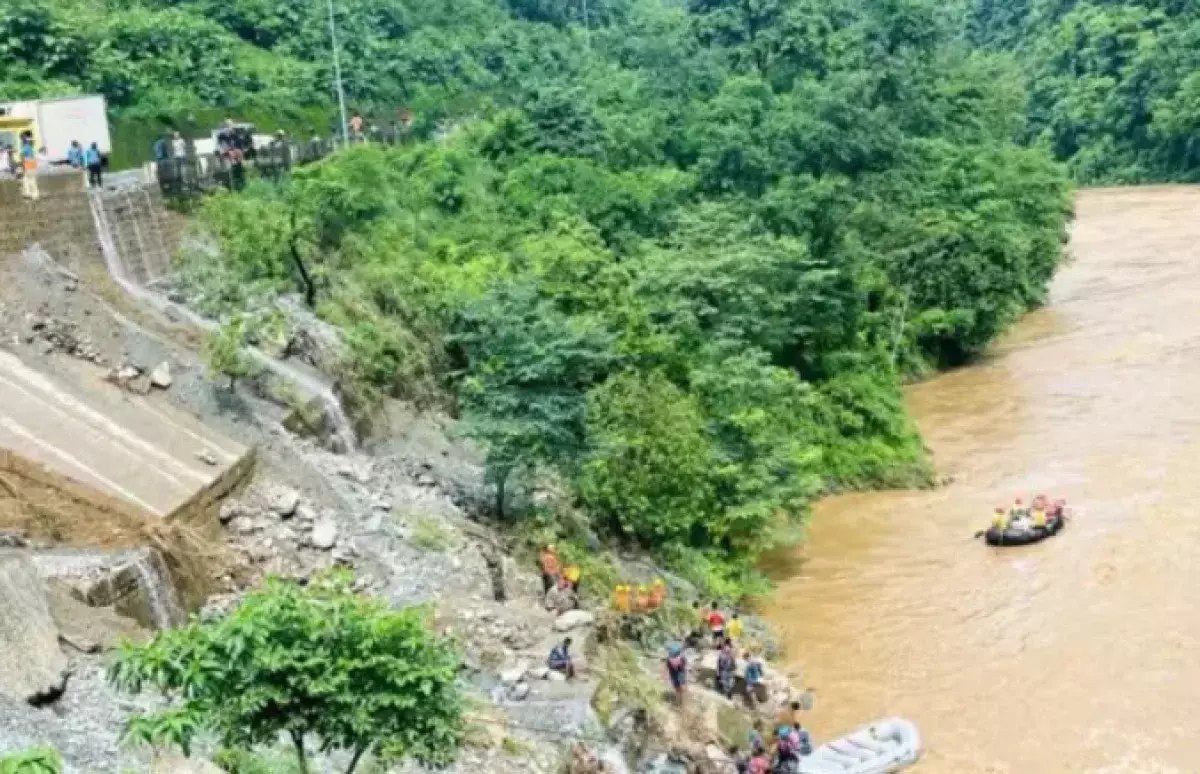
4,134,104,199
66,139,105,189
990,494,1068,532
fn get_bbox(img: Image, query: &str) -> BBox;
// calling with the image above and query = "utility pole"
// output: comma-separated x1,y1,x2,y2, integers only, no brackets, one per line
327,0,349,145
581,0,590,52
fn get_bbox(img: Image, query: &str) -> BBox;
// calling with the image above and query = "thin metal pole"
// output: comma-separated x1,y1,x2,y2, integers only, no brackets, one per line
327,0,349,144
582,0,590,51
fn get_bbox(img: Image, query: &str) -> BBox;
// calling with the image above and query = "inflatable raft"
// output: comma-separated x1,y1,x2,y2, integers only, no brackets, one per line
797,717,921,774
984,514,1065,546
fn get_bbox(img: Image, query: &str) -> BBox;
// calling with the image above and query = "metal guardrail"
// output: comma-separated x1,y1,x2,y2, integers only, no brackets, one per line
149,132,407,198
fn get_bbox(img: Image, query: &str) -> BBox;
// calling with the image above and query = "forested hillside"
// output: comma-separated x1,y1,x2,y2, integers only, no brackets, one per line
968,0,1200,182
116,0,1072,593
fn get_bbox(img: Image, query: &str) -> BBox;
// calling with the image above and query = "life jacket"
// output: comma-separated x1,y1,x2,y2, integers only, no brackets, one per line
748,756,769,774
778,732,801,758
1032,508,1047,528
539,551,560,576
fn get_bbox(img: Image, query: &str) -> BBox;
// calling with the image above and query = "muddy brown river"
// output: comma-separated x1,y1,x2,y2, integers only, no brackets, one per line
763,187,1200,773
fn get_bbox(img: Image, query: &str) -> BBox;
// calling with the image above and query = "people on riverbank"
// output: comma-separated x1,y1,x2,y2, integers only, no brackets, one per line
717,638,737,698
744,650,764,704
666,642,688,704
708,601,727,646
538,544,560,594
548,637,576,679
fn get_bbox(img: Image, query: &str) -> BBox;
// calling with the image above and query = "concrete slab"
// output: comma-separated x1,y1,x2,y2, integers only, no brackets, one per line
0,348,251,520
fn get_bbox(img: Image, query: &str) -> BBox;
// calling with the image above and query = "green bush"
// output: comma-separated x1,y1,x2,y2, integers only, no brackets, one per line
109,571,464,774
0,747,62,774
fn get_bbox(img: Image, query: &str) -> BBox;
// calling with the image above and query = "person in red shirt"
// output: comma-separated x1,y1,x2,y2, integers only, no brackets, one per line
707,601,726,648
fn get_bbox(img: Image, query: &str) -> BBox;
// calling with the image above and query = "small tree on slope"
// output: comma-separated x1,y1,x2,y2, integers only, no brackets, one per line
108,571,464,774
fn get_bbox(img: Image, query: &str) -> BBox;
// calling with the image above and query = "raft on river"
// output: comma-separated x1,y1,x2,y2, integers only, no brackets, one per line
984,514,1066,547
797,717,921,774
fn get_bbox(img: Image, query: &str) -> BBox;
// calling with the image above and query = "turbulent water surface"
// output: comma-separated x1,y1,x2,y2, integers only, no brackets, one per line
763,187,1200,773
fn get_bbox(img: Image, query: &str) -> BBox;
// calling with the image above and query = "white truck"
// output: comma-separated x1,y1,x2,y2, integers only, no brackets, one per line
0,95,111,164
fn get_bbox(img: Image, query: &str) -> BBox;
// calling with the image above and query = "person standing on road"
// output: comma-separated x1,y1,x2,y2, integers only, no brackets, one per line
67,140,84,169
84,142,103,189
19,134,39,201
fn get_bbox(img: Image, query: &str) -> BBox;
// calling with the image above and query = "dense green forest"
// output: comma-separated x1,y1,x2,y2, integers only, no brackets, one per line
8,0,1199,180
969,0,1200,182
5,0,1074,591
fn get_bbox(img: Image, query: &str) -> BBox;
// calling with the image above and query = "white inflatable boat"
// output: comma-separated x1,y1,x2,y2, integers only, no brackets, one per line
798,717,922,774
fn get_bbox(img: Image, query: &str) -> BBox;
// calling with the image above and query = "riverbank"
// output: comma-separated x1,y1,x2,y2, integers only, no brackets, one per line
0,232,806,773
762,186,1200,773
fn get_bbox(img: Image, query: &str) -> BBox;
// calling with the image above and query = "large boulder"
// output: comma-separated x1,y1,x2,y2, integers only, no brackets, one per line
45,579,148,653
554,610,596,632
0,552,68,703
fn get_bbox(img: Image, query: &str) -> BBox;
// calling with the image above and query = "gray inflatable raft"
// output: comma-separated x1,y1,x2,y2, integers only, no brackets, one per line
798,717,922,774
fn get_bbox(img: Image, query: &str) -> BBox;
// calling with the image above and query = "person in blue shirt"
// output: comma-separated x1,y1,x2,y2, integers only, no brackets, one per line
547,637,575,679
67,140,84,169
84,142,103,189
744,650,765,704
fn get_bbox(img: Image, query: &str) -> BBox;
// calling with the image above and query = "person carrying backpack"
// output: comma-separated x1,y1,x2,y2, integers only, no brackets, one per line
665,642,688,704
84,142,103,189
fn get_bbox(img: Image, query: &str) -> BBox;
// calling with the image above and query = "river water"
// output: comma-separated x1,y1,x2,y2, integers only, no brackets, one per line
763,187,1200,773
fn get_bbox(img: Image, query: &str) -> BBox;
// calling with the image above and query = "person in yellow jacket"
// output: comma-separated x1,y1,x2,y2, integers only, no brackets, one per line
727,612,744,642
991,507,1008,531
563,565,581,593
1031,504,1047,529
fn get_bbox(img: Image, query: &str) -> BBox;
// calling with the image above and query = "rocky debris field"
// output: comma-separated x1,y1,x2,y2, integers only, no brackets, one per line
0,243,807,774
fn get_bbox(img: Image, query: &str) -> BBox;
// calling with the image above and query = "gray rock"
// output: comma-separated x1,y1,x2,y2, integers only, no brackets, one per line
268,488,301,518
311,520,338,550
499,662,529,686
218,502,242,524
116,364,141,382
546,670,567,683
151,751,226,774
149,362,173,389
196,449,218,466
0,553,68,703
553,610,595,632
0,529,27,548
508,682,531,701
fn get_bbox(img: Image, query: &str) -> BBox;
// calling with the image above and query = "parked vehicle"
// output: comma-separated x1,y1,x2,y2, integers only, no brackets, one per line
0,96,111,164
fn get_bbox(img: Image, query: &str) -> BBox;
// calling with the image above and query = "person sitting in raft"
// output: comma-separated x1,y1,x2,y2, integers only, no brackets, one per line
1010,497,1026,519
991,507,1008,531
548,637,576,679
1031,499,1048,529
